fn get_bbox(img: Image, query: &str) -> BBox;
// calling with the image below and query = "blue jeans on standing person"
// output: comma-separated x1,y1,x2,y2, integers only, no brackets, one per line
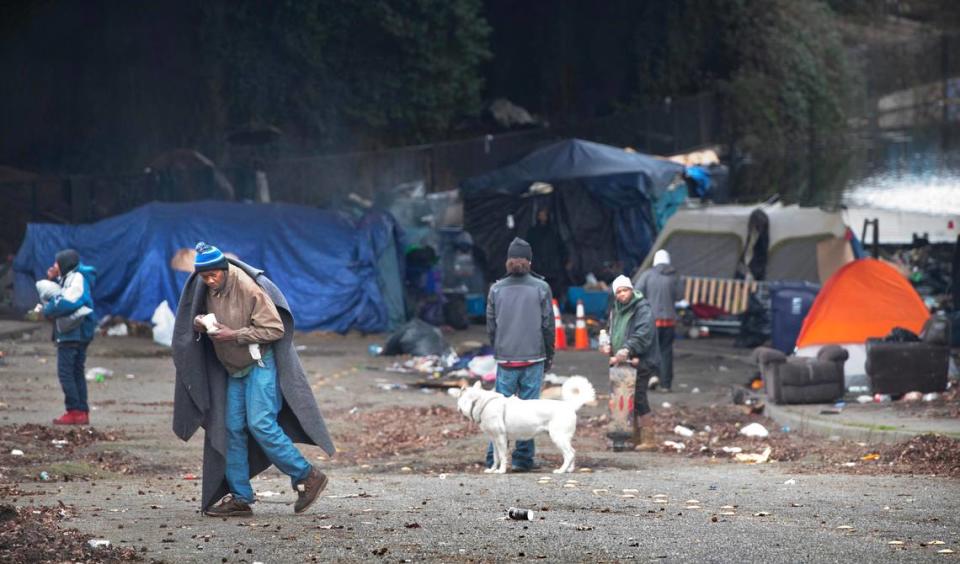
225,350,311,504
56,342,89,412
485,362,544,470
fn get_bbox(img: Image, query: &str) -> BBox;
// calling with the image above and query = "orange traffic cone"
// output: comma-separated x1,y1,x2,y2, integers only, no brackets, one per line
574,299,589,350
553,299,567,350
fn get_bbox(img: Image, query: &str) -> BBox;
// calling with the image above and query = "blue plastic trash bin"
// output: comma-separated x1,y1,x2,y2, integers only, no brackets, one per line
768,281,820,354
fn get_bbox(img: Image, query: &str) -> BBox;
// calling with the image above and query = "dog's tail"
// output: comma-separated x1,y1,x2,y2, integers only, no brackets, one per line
561,375,596,410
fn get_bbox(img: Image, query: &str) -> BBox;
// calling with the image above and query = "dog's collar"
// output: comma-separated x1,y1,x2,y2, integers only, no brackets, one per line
470,394,498,423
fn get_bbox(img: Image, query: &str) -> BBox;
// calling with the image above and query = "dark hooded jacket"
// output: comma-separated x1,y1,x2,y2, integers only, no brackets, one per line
635,263,683,321
172,259,335,511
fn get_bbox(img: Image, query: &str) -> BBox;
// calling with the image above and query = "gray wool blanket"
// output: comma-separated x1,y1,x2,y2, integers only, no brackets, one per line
172,259,335,511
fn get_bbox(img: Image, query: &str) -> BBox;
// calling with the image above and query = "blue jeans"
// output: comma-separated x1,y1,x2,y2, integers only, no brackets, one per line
225,351,311,504
485,362,544,470
57,343,89,412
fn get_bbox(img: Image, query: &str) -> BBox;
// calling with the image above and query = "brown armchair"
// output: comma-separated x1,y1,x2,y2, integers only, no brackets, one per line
752,345,848,405
865,316,950,396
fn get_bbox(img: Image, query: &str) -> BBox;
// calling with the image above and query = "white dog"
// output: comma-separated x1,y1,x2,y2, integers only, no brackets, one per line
456,376,596,474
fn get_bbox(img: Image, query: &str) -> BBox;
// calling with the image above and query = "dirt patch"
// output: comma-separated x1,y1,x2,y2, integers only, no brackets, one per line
649,405,960,478
0,424,165,481
330,406,472,465
0,502,143,562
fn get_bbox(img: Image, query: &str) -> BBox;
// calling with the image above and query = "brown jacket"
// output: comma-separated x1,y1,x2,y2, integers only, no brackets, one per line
205,264,284,373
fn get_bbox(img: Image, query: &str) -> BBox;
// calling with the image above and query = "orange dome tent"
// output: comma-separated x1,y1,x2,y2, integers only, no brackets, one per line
796,258,929,348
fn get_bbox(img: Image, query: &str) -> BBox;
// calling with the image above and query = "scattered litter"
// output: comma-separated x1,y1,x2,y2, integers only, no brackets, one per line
623,489,640,494
592,489,608,495
563,483,577,489
654,499,669,504
720,511,736,516
720,447,743,454
87,539,112,549
691,387,701,394
738,423,769,438
368,344,383,356
182,473,198,480
734,447,771,464
783,479,796,485
861,453,880,461
873,394,892,403
401,467,412,472
836,525,854,530
673,425,694,438
565,480,578,484
621,494,636,499
125,373,135,379
438,474,447,480
544,373,569,385
929,541,946,545
686,505,702,509
578,468,593,473
378,383,408,391
856,395,873,404
842,462,857,467
10,449,24,456
922,392,941,402
508,507,535,521
39,471,50,481
888,541,904,545
51,439,69,447
938,549,955,554
663,440,685,451
661,402,672,409
84,367,114,382
754,512,770,517
257,491,282,498
902,391,923,402
105,323,129,337
780,426,790,433
719,365,729,372
151,301,175,346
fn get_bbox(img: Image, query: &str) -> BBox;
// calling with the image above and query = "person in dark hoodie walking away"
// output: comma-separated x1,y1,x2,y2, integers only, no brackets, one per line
603,275,659,451
484,237,555,471
43,249,97,426
635,250,683,392
172,243,335,517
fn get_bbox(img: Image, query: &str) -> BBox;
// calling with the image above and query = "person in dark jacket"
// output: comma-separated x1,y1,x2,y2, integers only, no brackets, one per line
42,249,98,426
635,249,684,391
603,275,659,451
484,237,554,471
173,243,333,517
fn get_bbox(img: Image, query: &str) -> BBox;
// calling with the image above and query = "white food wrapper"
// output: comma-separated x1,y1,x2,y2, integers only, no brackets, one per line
200,313,219,333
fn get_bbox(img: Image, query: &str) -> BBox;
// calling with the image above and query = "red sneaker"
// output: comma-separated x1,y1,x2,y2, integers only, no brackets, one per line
52,410,88,425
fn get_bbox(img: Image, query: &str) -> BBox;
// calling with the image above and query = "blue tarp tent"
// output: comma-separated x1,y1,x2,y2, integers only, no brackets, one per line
13,201,401,333
460,139,684,283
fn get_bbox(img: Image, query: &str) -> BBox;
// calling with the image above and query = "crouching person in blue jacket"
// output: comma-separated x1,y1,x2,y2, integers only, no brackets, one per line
42,249,97,425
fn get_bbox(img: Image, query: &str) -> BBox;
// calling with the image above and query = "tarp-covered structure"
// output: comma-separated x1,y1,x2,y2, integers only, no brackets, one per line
461,139,684,282
13,201,403,333
794,258,930,387
639,203,853,283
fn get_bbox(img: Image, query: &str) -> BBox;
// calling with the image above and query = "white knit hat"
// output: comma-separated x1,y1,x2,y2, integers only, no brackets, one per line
612,275,633,292
653,249,671,267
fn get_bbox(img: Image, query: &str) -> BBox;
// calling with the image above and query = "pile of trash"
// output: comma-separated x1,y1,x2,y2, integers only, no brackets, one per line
0,503,141,562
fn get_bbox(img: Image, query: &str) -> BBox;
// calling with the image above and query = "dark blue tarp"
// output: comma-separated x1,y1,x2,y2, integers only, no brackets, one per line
461,139,684,278
13,201,397,333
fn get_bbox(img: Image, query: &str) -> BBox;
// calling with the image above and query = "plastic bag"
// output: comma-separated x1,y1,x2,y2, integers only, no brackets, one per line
151,300,175,347
382,319,451,357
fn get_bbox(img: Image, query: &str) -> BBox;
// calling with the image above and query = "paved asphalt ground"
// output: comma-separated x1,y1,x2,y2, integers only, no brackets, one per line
1,322,958,562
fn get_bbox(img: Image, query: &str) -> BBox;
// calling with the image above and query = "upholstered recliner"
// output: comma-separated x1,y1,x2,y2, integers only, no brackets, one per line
865,316,950,396
752,345,848,405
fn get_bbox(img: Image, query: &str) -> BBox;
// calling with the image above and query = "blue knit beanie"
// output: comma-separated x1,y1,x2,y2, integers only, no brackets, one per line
194,242,228,272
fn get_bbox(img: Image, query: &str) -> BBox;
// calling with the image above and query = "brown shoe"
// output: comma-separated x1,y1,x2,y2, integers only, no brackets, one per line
294,467,328,514
203,495,253,517
634,427,658,452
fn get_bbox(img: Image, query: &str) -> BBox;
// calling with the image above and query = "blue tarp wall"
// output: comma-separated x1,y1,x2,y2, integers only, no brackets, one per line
13,201,401,333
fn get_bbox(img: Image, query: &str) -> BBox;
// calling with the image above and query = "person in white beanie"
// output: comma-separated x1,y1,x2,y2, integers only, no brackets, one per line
601,274,659,450
635,249,684,391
